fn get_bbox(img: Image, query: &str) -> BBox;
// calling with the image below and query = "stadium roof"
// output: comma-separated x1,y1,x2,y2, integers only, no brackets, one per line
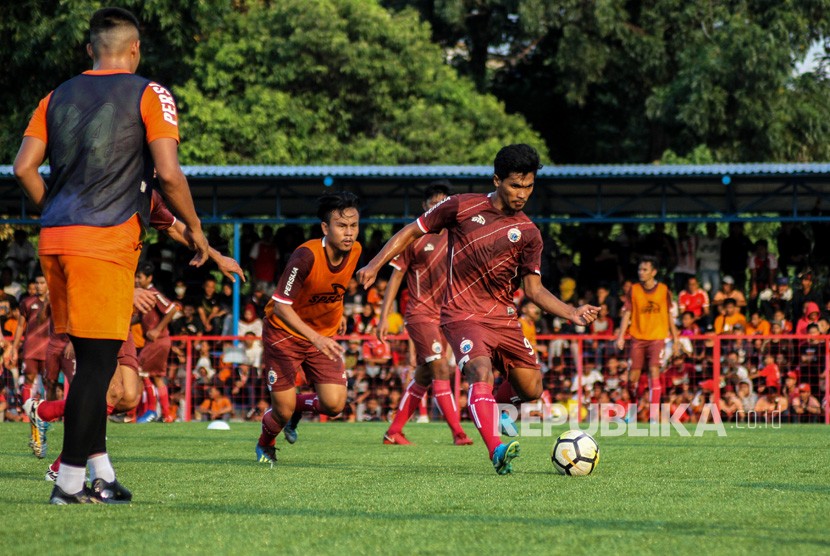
1,163,829,224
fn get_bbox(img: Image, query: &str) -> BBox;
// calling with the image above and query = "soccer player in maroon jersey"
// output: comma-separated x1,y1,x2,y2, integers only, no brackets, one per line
358,145,599,474
134,261,177,423
377,181,473,446
255,192,362,465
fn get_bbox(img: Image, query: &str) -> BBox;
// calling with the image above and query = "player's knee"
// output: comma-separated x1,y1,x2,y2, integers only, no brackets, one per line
318,397,346,416
428,360,451,381
108,381,125,404
462,358,493,384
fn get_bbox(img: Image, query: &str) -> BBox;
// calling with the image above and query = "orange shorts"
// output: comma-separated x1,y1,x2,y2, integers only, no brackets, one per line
40,254,139,341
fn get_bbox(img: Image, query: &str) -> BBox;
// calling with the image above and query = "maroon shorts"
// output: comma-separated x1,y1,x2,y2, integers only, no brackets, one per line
262,324,346,392
45,341,74,383
406,321,446,366
138,337,171,377
441,320,539,373
22,358,46,377
118,332,139,372
629,338,664,371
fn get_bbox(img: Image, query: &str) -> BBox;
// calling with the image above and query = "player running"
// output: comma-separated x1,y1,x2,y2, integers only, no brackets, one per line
377,181,473,446
255,192,362,465
358,144,599,475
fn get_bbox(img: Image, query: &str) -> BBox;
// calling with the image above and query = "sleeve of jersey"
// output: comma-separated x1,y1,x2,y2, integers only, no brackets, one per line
518,228,543,277
272,248,314,306
389,245,411,273
149,191,176,231
141,83,180,144
417,195,458,234
23,93,52,142
155,292,176,315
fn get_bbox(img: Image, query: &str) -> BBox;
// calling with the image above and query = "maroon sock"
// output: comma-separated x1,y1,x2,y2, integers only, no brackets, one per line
37,399,66,422
468,382,501,458
494,380,522,407
295,393,320,415
50,453,62,473
258,408,282,447
649,379,663,409
387,381,428,435
432,379,464,436
157,383,170,419
21,382,33,404
106,404,115,415
143,378,158,413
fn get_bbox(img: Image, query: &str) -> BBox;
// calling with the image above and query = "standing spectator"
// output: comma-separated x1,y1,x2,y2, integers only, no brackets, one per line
642,223,677,273
798,323,824,391
791,268,823,319
615,223,642,281
758,276,793,321
776,222,811,275
4,229,37,281
696,222,722,293
748,239,777,301
672,222,697,293
615,256,680,411
244,282,271,320
678,276,710,329
720,223,754,291
751,353,781,393
197,277,227,334
712,276,748,312
249,225,279,289
342,277,364,318
1,267,24,300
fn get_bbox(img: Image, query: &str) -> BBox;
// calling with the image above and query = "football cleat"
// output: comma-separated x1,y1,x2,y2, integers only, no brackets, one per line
91,478,133,504
416,415,430,424
136,410,158,424
453,432,474,446
49,484,103,505
255,444,278,465
23,398,49,459
383,432,413,445
282,412,301,444
45,464,59,482
499,411,518,437
492,440,521,475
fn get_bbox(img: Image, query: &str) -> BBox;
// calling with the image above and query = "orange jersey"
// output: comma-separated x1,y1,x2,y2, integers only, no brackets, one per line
267,238,362,338
625,282,672,341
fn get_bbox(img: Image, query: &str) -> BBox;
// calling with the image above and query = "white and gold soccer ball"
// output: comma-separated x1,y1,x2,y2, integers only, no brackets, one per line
551,430,599,476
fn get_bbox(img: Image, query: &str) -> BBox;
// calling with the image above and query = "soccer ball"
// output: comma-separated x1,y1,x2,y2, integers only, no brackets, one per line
552,430,599,476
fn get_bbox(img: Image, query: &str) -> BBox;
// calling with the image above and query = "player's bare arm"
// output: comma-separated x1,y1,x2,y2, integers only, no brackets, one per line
270,302,344,361
356,221,424,289
376,267,405,342
146,302,178,342
165,220,245,283
523,274,600,326
5,312,27,366
148,138,209,266
615,309,631,351
12,137,48,210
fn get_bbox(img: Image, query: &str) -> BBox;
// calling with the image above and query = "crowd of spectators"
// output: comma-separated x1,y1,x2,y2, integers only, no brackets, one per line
0,220,828,424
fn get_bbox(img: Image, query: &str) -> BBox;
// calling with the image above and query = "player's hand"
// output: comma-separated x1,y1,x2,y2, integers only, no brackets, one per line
184,227,211,267
571,304,601,326
615,336,625,351
376,318,388,343
63,342,75,360
5,348,17,367
355,265,377,290
146,328,160,342
133,288,157,313
311,334,344,361
216,255,246,283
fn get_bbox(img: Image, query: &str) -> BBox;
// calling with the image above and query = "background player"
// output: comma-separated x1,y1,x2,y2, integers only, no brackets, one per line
615,255,680,419
358,144,599,474
134,261,177,423
255,192,361,465
377,181,472,446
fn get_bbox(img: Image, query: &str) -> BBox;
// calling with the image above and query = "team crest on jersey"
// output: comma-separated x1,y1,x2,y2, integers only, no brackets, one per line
507,228,522,243
460,339,474,354
431,341,442,354
472,215,486,225
424,243,435,252
507,306,515,316
267,369,278,385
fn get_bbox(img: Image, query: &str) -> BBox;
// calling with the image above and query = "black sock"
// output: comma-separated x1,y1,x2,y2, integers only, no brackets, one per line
61,336,121,467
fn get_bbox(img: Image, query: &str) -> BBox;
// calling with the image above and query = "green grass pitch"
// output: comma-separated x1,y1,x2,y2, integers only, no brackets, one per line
2,421,828,555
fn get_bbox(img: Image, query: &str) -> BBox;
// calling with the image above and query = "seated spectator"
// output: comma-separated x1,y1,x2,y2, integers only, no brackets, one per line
170,304,205,336
791,268,823,316
719,390,743,421
781,371,799,402
751,353,781,394
794,301,821,335
662,354,693,391
342,277,364,318
745,311,771,336
798,323,824,390
197,277,227,334
678,276,710,328
754,386,787,422
351,302,379,336
242,332,263,370
238,303,263,337
714,298,747,335
771,309,793,333
790,383,822,422
712,275,747,311
758,275,793,321
735,380,757,420
197,385,233,421
723,350,750,390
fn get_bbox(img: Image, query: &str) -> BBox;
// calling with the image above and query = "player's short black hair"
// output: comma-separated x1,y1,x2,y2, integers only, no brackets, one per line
89,7,140,54
317,191,360,223
423,180,452,202
494,144,542,180
639,255,659,270
137,261,155,277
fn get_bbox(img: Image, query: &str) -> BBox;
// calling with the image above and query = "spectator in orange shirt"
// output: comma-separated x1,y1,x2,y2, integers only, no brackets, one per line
714,298,748,335
197,385,233,422
745,311,771,336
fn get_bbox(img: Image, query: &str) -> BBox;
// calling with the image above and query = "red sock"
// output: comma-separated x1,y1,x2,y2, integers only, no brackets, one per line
157,383,170,418
258,408,282,447
126,407,138,422
295,393,321,415
649,379,663,407
36,399,66,422
21,382,34,404
387,381,428,435
106,404,115,415
432,379,464,436
143,378,158,413
468,382,501,458
50,453,62,473
494,380,521,407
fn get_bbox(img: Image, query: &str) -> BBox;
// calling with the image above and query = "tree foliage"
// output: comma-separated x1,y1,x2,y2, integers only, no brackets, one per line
0,0,547,165
385,0,830,163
